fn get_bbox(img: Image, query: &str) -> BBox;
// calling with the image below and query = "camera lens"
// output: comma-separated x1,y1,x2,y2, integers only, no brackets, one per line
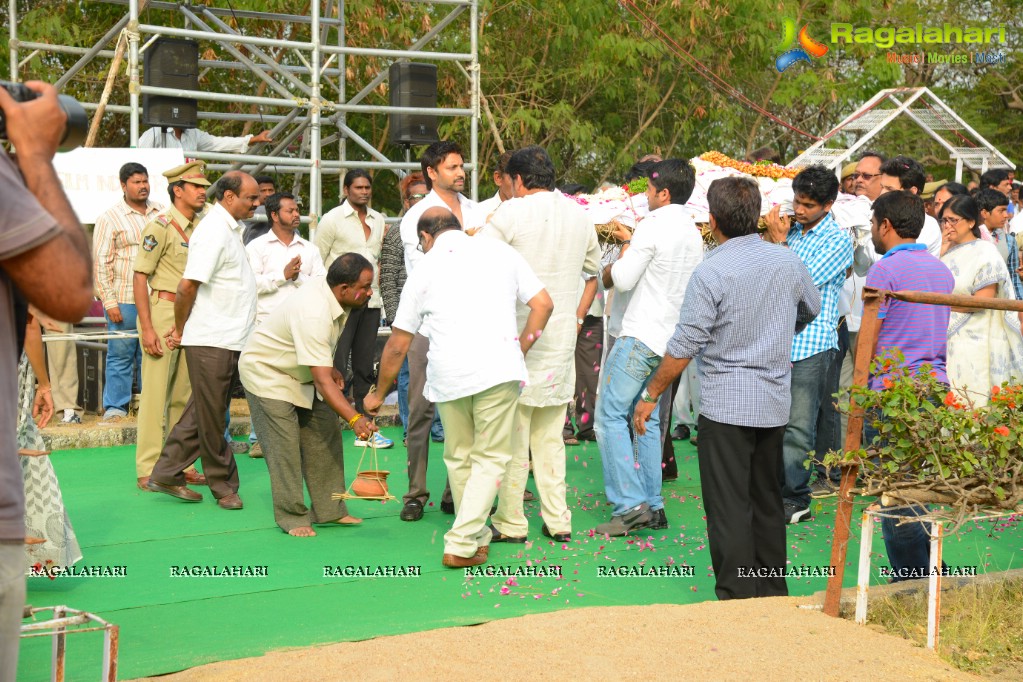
0,80,88,151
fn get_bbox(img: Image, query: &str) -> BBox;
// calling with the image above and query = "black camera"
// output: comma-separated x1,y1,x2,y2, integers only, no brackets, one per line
0,80,88,151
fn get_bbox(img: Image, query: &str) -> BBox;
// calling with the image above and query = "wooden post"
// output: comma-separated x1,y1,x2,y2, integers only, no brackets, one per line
823,288,883,617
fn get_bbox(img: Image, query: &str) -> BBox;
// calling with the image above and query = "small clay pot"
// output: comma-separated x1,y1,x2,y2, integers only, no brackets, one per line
351,470,390,497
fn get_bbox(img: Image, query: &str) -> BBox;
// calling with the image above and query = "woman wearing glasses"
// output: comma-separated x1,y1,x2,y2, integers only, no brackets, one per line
939,194,1023,405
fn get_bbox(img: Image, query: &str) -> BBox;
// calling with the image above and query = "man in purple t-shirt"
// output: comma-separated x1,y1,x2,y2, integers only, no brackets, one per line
865,190,954,580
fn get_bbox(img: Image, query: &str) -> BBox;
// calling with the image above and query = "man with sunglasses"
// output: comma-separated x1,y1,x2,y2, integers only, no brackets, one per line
851,152,886,201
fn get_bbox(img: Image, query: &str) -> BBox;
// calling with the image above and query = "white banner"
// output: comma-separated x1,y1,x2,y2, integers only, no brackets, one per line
54,148,186,224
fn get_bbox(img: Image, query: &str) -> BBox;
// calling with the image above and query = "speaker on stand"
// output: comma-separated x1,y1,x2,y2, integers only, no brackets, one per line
388,62,439,147
142,37,199,129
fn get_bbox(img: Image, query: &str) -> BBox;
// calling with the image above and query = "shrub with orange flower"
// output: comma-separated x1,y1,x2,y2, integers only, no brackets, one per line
822,349,1023,530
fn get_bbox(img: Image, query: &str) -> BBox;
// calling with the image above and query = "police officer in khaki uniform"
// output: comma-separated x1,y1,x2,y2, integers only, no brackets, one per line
132,161,210,490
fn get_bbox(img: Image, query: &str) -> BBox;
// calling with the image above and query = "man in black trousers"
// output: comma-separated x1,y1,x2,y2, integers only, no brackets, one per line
633,176,820,599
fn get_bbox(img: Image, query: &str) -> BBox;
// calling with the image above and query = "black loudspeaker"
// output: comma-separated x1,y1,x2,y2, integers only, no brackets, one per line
142,38,199,129
388,62,439,146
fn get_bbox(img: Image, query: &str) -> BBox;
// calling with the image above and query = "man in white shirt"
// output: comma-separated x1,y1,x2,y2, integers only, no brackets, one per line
148,171,260,511
240,253,376,537
484,145,601,543
315,170,388,443
93,162,164,421
594,159,703,536
246,192,325,457
395,140,485,522
138,126,272,154
248,192,326,325
364,207,553,567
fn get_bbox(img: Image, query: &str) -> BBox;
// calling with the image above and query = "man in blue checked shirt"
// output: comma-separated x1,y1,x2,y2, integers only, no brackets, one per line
764,165,853,524
633,176,820,599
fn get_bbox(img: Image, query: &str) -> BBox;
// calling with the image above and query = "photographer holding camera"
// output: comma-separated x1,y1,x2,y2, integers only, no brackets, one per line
0,79,93,682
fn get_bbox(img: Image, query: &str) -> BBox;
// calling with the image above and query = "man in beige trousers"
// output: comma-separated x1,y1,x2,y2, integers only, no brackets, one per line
485,145,601,543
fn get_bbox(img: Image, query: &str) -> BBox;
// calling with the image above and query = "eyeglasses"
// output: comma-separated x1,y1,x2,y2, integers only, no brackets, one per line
849,172,881,181
408,193,426,201
940,216,965,227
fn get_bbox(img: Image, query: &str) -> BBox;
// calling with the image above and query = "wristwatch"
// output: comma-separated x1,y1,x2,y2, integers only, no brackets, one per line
640,388,659,404
576,317,585,325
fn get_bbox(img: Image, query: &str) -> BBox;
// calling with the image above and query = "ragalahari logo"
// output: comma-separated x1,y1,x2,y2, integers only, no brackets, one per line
775,19,829,72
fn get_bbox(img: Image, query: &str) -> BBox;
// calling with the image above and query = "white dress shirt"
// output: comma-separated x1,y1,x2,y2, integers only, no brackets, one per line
854,214,941,275
180,202,257,351
137,127,253,154
1010,211,1023,236
392,230,544,403
246,229,326,324
612,203,704,356
477,192,503,221
314,201,385,308
398,189,484,275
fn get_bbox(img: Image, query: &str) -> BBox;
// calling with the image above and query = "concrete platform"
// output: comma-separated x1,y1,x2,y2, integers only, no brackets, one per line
40,398,400,451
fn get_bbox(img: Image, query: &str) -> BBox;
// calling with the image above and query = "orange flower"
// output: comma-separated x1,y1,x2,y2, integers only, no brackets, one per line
882,377,893,389
994,426,1010,437
943,391,960,408
992,386,1001,396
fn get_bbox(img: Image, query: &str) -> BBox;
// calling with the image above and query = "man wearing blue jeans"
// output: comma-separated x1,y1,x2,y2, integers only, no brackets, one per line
764,165,853,524
93,162,162,420
594,159,703,536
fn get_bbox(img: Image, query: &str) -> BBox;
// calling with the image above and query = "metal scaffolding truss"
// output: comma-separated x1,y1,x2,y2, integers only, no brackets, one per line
788,87,1014,182
7,0,480,228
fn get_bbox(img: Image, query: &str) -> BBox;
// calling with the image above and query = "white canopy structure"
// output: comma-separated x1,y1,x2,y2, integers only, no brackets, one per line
788,87,1014,182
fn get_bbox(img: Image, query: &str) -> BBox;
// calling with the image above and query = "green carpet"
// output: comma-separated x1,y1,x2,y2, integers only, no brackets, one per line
17,428,1023,680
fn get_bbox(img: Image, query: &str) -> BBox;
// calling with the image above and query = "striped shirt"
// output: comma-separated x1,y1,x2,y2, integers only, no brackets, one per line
787,212,853,362
666,234,821,428
93,198,164,309
865,243,954,391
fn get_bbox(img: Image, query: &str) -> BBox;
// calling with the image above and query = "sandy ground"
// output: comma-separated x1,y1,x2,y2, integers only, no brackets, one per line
139,598,978,681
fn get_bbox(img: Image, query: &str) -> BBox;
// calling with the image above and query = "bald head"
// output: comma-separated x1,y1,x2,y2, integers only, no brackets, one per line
216,171,260,221
417,206,462,237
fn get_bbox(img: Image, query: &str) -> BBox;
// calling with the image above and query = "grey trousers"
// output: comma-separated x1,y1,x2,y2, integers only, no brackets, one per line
247,392,350,532
0,543,25,682
405,332,451,506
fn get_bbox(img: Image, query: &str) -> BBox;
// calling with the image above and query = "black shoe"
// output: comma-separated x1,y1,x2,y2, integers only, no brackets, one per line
400,500,424,521
541,523,571,543
440,500,455,515
671,424,691,441
644,508,668,530
784,502,813,525
488,524,527,543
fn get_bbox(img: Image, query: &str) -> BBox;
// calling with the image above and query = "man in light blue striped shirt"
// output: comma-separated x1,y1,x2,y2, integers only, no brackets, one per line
764,165,853,524
634,176,820,599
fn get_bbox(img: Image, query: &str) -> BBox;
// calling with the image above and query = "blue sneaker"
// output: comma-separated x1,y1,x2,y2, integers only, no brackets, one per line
354,432,394,449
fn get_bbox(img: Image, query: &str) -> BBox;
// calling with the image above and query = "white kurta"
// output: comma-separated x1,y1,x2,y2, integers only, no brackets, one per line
484,191,601,407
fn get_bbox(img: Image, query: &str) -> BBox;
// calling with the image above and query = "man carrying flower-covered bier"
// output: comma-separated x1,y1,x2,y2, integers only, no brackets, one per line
364,207,553,568
485,145,601,544
764,164,853,525
593,158,703,536
634,176,820,600
863,190,954,580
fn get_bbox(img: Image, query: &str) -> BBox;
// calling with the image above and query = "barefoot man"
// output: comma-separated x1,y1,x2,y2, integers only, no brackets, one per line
238,252,378,536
